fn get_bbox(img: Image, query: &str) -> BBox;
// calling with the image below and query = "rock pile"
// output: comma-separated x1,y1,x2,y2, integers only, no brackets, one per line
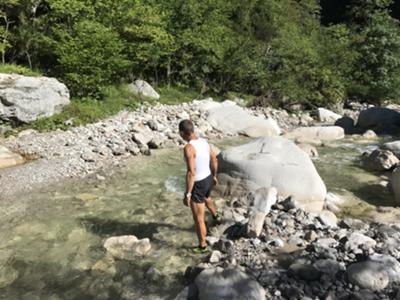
177,193,400,300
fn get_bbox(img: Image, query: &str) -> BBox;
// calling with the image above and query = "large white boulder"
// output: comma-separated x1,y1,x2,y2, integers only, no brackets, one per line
217,136,327,212
0,73,70,123
317,108,342,124
0,145,24,169
195,267,266,300
284,126,345,143
194,100,281,137
128,80,160,100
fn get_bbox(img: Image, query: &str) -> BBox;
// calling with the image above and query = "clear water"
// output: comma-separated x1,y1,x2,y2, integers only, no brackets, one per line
0,137,250,300
0,135,397,299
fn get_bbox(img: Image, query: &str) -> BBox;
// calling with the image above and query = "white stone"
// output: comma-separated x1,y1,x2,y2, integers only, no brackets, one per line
383,141,400,158
317,108,342,124
103,235,151,260
369,254,400,283
217,137,327,212
345,232,377,252
0,73,70,123
318,210,338,228
209,250,222,264
284,126,345,142
128,80,160,100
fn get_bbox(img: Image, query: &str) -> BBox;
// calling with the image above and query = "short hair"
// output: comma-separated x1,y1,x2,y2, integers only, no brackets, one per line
179,119,194,135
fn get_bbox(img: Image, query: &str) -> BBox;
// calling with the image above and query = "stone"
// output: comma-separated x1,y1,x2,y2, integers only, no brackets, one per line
147,120,158,131
128,80,160,100
148,136,164,149
357,107,400,134
91,255,116,277
0,265,18,288
345,232,377,252
209,251,222,264
0,145,24,169
318,210,338,228
0,73,70,123
103,235,151,260
195,267,266,300
362,130,378,139
247,187,278,238
335,116,356,134
391,167,400,204
174,284,198,300
362,149,399,171
383,141,400,158
314,259,341,276
132,132,153,146
198,100,281,137
81,151,96,163
347,261,389,291
369,254,400,283
217,137,327,212
284,126,345,142
304,230,318,242
288,263,321,281
317,108,342,124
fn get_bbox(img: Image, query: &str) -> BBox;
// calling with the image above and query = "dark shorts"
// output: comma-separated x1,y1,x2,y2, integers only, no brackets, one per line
191,174,213,203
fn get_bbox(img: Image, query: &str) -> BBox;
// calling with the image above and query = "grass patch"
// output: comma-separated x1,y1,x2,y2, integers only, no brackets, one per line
157,85,201,105
0,64,42,76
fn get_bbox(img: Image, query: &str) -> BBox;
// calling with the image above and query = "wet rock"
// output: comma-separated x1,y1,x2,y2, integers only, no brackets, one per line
335,116,356,134
174,284,199,300
357,107,400,134
362,130,378,139
209,251,222,264
103,235,151,260
0,145,25,169
195,267,266,300
0,264,19,288
362,149,399,171
347,261,389,291
382,140,400,158
91,255,116,277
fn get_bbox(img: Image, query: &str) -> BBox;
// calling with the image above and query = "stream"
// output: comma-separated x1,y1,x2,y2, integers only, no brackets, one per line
0,136,399,299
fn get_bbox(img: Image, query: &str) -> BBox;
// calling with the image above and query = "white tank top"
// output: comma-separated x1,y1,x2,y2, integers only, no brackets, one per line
189,138,211,181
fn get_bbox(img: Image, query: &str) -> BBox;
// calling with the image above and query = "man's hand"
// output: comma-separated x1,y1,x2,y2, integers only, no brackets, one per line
183,195,190,206
213,176,218,186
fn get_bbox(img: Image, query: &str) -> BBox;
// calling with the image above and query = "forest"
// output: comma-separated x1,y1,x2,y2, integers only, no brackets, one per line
1,0,400,108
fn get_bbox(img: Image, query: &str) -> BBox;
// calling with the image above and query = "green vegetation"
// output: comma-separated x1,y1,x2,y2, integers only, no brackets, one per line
0,63,41,76
1,0,400,111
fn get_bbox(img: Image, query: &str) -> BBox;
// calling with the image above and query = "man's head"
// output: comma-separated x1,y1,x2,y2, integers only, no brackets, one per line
179,119,195,141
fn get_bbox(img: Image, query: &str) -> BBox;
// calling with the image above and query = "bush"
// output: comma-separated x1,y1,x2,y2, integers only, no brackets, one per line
0,64,41,76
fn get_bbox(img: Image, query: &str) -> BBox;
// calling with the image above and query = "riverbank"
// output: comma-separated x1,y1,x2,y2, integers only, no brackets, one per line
0,100,313,199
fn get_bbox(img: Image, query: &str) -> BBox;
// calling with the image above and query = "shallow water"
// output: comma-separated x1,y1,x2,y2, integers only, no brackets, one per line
0,137,250,300
0,135,398,299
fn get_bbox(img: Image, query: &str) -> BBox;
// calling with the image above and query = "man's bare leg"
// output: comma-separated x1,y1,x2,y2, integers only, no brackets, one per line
190,201,207,247
205,197,217,217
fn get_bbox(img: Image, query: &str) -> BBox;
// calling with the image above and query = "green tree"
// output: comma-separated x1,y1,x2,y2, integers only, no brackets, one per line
55,20,130,97
350,0,400,102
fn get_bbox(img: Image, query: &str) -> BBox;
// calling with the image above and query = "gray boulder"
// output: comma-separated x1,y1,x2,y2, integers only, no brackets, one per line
128,80,160,100
369,254,400,283
0,73,70,123
392,167,400,204
357,107,400,134
347,261,389,291
362,149,399,171
217,136,327,212
195,267,266,300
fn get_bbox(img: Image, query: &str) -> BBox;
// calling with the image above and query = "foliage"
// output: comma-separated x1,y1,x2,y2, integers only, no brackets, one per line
0,63,41,76
1,0,400,107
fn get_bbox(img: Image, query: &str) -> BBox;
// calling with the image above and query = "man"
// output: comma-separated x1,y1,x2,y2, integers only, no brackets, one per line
179,119,220,254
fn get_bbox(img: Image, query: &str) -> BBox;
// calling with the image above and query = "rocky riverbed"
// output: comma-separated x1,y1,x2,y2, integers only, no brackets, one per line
0,99,313,198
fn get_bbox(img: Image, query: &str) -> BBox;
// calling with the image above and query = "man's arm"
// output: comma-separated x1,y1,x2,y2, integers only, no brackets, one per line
210,145,218,185
183,144,196,206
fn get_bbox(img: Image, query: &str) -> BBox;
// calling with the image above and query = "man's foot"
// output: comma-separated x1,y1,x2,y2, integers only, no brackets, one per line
189,245,209,254
213,212,222,225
